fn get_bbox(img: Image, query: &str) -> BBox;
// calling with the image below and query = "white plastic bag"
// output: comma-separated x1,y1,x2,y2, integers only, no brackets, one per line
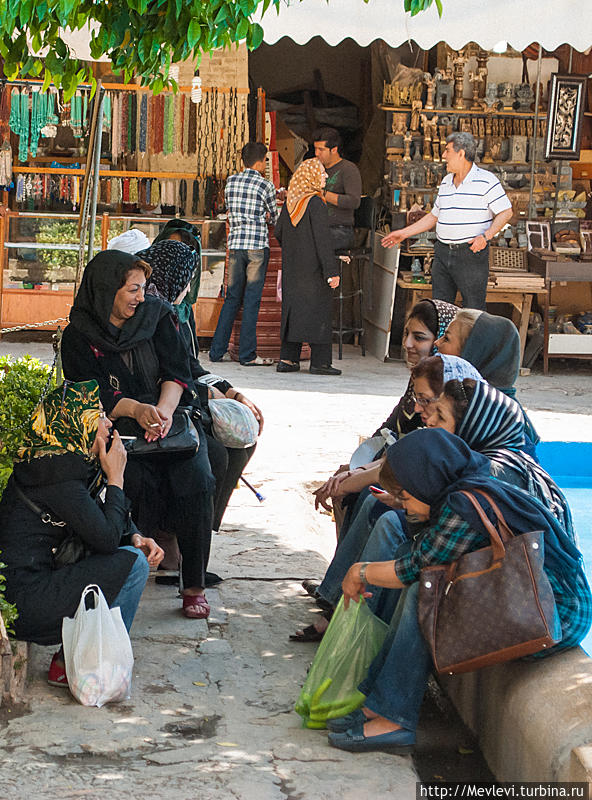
62,584,134,708
208,398,259,448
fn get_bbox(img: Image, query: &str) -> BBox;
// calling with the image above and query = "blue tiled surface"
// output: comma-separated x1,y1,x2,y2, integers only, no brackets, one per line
538,442,592,655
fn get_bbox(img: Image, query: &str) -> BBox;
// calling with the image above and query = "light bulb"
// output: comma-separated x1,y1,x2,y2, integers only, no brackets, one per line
191,76,202,104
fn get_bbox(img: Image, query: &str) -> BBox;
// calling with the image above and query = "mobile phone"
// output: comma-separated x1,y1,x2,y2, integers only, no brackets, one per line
369,485,386,494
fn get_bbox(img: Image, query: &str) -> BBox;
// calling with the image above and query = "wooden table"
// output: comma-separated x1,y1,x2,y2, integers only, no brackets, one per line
395,278,548,365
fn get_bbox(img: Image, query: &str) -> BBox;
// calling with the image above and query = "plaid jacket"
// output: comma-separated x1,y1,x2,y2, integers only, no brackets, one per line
395,502,592,654
225,168,278,250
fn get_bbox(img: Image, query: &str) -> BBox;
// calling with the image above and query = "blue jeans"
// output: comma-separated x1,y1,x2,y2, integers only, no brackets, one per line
431,240,489,310
209,248,270,364
111,546,150,632
359,582,432,731
318,495,407,608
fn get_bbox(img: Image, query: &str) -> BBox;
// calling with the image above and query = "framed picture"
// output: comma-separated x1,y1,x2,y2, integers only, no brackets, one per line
526,220,552,252
544,73,587,161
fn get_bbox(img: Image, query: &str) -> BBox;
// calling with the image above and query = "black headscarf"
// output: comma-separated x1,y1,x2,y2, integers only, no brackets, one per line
139,241,196,306
385,428,583,583
68,250,169,353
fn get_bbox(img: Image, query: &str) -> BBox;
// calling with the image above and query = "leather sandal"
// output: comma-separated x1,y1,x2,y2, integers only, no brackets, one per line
289,624,325,642
182,593,210,619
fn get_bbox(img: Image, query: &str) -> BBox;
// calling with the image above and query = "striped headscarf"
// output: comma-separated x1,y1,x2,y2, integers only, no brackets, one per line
286,158,326,226
455,380,575,542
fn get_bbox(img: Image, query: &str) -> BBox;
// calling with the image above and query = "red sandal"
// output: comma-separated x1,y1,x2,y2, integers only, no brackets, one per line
47,650,69,688
182,593,210,619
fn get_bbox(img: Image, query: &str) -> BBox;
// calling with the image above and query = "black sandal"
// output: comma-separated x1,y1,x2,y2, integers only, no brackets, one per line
301,579,320,597
289,624,325,643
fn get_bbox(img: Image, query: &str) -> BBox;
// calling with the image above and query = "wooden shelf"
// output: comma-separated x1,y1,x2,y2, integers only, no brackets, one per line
5,77,248,95
379,104,537,117
12,166,199,179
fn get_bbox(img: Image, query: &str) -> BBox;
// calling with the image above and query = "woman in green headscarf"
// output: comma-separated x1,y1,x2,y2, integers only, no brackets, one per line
0,380,163,687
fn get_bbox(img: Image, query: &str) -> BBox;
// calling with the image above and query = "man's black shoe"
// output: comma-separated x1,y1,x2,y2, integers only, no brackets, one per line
309,365,342,376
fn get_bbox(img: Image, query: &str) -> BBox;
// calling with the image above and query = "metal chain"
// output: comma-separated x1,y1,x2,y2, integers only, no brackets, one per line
0,317,69,334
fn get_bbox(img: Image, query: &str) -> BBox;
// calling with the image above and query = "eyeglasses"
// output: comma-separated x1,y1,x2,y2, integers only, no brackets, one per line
412,393,439,408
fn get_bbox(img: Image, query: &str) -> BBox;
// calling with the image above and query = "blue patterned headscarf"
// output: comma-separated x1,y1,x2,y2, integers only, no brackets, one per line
439,354,484,385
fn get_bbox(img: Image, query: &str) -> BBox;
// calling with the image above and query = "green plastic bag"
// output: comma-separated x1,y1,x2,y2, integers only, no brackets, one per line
295,597,389,729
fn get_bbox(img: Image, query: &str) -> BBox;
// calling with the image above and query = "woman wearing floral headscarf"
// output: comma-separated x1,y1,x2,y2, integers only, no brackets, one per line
0,380,163,687
274,158,341,376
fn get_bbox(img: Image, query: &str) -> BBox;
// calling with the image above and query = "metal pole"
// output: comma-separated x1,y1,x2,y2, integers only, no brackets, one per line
86,89,105,262
527,46,544,220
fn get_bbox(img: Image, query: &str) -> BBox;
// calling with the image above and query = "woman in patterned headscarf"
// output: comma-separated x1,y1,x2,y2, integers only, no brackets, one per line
274,158,341,375
0,380,163,687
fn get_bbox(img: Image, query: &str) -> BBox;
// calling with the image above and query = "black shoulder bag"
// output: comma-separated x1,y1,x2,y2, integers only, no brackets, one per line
12,480,91,569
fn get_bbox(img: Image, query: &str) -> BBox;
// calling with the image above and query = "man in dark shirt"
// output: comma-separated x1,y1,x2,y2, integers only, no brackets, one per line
313,127,362,252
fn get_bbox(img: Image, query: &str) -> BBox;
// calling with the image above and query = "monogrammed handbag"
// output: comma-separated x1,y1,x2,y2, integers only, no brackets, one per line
418,489,561,675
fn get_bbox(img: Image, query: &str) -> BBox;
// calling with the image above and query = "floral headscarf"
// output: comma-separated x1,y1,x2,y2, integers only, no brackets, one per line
17,380,102,462
139,240,197,307
286,158,326,226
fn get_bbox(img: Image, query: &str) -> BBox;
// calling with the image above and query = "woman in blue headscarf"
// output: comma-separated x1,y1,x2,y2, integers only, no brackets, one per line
327,429,591,754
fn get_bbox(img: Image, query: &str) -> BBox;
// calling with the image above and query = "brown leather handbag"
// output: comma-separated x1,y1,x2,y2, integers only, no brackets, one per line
418,489,561,675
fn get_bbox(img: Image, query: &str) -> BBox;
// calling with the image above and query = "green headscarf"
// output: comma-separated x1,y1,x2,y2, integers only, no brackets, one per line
17,380,102,462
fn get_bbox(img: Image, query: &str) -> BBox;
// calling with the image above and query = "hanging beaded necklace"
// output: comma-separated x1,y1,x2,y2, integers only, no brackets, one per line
163,94,174,154
139,94,147,154
10,89,31,162
70,91,82,137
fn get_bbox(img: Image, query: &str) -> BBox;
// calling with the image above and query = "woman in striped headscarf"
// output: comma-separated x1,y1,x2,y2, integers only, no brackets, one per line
427,378,574,541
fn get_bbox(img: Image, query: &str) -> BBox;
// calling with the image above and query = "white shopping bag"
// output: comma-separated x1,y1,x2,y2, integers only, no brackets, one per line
62,584,134,708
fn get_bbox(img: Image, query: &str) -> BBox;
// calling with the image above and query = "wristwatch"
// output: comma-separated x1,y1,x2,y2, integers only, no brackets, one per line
359,562,371,584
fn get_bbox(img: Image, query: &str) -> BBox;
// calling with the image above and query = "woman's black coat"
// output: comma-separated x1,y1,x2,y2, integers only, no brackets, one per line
274,196,338,344
0,453,137,645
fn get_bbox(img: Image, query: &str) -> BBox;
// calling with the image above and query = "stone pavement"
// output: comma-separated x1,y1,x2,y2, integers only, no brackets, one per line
0,340,590,799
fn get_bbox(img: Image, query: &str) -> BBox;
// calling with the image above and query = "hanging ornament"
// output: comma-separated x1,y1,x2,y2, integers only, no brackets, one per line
0,142,12,189
70,91,83,137
41,89,58,138
169,64,180,84
191,76,202,105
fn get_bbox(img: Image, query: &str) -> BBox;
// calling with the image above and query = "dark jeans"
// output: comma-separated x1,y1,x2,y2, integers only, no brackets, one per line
431,240,489,310
210,248,270,364
280,340,333,369
359,582,432,731
206,433,256,531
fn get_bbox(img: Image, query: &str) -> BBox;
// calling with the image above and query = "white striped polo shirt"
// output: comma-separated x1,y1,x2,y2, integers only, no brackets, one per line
432,163,512,244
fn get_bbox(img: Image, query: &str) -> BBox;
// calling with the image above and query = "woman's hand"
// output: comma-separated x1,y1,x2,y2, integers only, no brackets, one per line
226,389,264,434
131,534,164,567
327,276,340,289
134,402,168,440
97,430,127,488
313,469,351,511
342,563,372,610
369,489,402,509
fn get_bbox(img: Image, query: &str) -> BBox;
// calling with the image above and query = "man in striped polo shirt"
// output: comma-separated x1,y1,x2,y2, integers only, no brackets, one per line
383,132,513,310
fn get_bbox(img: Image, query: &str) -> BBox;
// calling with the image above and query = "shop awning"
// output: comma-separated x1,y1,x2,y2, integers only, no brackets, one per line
260,0,592,52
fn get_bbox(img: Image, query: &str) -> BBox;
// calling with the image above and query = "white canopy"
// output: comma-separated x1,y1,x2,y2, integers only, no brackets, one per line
260,0,592,52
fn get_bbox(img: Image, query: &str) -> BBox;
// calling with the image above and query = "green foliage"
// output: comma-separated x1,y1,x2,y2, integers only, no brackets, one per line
0,557,18,635
404,0,443,16
0,355,55,495
35,219,123,270
0,0,442,97
0,355,53,638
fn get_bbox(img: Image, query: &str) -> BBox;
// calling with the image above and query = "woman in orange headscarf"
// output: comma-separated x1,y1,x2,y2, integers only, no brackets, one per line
274,158,341,376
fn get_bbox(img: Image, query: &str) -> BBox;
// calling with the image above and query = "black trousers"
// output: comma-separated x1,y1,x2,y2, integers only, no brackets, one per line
431,240,489,310
280,340,333,369
124,421,215,590
206,433,256,531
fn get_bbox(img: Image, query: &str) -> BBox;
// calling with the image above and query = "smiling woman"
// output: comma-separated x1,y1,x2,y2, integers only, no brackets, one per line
60,250,217,621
